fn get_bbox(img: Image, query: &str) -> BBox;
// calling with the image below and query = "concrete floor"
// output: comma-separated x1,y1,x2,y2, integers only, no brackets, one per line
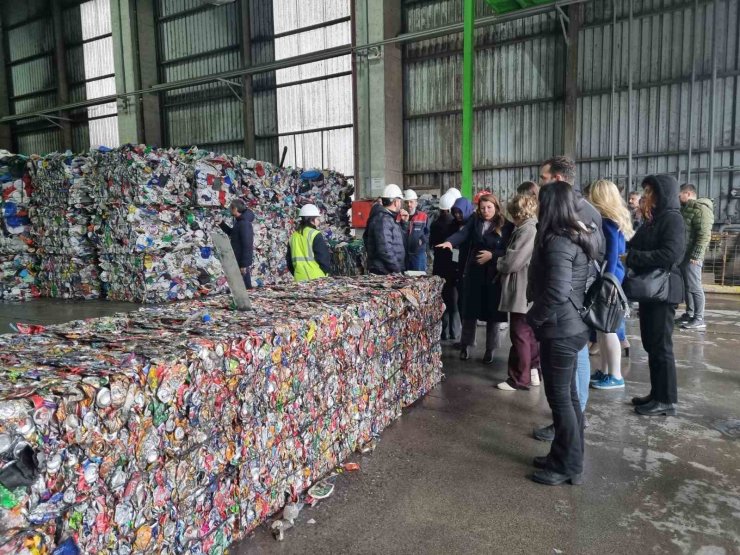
2,295,739,554
0,298,141,332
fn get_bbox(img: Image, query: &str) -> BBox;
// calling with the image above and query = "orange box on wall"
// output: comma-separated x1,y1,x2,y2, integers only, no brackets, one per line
351,200,376,229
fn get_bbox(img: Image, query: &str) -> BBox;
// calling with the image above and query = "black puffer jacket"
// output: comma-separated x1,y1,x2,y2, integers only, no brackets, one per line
626,175,686,304
365,207,406,274
527,234,590,340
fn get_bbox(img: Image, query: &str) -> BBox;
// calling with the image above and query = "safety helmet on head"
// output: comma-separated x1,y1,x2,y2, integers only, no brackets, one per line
445,188,462,200
382,184,403,200
403,189,418,201
439,192,455,210
298,204,321,218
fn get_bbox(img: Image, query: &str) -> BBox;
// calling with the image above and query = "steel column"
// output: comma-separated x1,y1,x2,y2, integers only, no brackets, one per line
563,4,583,162
627,0,633,191
239,0,256,157
687,0,698,184
708,0,719,196
51,0,73,149
461,0,475,199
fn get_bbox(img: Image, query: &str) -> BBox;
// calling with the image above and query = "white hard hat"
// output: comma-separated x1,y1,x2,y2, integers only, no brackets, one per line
382,183,403,199
403,189,418,201
445,187,462,200
439,193,455,210
298,204,321,217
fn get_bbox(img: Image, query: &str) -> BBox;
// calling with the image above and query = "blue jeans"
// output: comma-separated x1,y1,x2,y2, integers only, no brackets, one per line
407,250,427,272
575,345,590,413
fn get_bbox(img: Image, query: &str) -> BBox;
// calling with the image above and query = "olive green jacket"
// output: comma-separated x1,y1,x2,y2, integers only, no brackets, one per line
680,198,714,262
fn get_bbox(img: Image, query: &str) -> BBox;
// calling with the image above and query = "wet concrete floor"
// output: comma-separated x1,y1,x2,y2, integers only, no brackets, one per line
2,296,739,554
241,295,740,555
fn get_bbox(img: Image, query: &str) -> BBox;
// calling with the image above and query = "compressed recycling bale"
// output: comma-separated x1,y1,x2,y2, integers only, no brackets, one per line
0,276,443,554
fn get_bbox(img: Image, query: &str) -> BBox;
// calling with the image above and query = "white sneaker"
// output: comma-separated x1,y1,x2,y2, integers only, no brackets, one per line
496,381,516,391
530,369,541,386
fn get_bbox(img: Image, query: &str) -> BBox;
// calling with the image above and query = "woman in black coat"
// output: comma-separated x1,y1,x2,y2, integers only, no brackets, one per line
437,194,508,363
626,175,686,416
526,181,595,486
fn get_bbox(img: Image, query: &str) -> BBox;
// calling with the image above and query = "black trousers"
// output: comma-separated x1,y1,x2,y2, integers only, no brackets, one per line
540,331,589,476
639,302,678,404
441,280,461,339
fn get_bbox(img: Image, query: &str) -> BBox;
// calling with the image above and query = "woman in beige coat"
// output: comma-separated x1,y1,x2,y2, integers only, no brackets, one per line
496,194,540,390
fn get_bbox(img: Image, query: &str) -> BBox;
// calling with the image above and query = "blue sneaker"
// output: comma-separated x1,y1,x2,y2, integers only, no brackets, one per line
590,370,606,384
591,375,625,390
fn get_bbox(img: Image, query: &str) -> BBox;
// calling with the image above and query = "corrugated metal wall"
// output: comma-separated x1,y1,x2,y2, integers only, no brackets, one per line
402,0,740,222
156,0,248,155
2,0,118,154
156,0,354,174
577,0,739,222
403,0,565,201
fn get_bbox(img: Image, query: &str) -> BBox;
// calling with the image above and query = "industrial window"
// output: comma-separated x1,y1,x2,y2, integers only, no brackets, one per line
272,0,354,177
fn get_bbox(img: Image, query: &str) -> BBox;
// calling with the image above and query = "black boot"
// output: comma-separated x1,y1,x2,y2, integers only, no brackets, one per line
631,394,653,406
459,346,470,360
635,400,676,416
533,456,549,469
533,423,555,442
482,349,494,364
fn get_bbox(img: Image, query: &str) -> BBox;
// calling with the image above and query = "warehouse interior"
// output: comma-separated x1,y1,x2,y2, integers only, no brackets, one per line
1,0,740,554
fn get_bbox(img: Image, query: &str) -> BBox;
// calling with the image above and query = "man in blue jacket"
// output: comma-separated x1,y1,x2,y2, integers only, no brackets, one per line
364,184,406,275
220,199,255,288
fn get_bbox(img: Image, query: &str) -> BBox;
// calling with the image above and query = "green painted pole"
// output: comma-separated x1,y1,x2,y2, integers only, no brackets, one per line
461,0,475,199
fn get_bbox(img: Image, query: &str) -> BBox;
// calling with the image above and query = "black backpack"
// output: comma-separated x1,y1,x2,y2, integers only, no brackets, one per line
576,262,629,333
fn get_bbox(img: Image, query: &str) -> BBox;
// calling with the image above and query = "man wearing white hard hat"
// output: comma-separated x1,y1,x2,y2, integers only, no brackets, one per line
399,189,430,272
364,184,406,274
430,191,461,340
286,204,332,282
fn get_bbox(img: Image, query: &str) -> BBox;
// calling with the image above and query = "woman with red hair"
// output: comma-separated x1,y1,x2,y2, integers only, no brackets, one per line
437,193,508,363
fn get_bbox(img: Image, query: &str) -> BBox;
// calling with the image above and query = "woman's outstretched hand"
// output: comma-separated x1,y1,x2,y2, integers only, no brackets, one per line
436,242,453,250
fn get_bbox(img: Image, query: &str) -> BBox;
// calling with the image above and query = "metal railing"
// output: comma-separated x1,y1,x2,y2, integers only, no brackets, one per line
705,230,740,286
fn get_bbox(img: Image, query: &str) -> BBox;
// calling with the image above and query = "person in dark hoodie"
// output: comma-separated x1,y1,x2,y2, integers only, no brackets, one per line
220,199,255,289
430,192,460,340
364,184,406,274
450,196,475,347
438,194,508,363
627,175,686,416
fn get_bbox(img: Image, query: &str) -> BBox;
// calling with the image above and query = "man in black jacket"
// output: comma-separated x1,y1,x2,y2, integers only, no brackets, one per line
220,199,255,288
533,156,605,442
364,184,406,275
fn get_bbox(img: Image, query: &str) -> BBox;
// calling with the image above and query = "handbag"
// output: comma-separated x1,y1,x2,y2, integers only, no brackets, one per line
622,267,671,303
575,262,629,333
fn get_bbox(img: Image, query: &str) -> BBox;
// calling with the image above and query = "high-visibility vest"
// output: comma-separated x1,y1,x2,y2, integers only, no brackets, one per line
289,227,327,282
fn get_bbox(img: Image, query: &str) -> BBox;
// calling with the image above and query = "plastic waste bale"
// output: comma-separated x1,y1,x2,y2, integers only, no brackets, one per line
0,275,443,554
28,152,101,300
0,151,39,301
99,247,228,303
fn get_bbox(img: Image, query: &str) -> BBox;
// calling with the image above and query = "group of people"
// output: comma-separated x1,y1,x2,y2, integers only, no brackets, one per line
220,157,714,486
361,155,714,487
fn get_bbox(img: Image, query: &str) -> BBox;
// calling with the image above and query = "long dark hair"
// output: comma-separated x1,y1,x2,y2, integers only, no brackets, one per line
477,193,505,233
537,181,596,259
